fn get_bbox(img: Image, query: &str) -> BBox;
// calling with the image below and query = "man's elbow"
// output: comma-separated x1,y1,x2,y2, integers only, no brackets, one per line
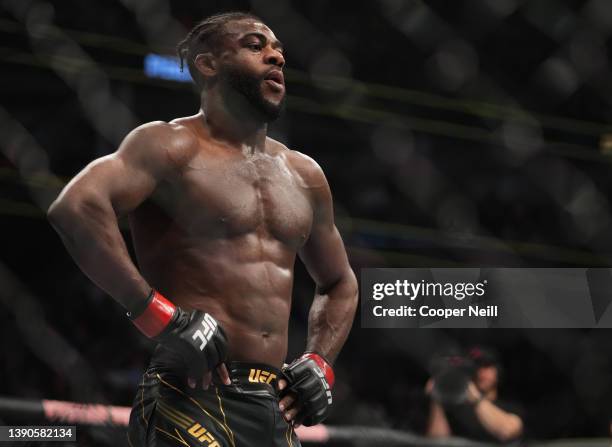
47,194,85,233
318,267,358,301
496,416,523,442
47,197,70,228
346,268,358,299
338,267,358,308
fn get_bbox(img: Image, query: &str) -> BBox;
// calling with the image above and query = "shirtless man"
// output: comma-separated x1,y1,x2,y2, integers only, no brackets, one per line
47,12,358,447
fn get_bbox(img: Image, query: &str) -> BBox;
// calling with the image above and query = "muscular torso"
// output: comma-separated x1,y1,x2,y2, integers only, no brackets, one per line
129,118,315,367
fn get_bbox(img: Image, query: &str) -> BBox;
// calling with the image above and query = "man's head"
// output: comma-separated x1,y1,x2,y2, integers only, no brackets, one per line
177,12,286,122
468,346,500,394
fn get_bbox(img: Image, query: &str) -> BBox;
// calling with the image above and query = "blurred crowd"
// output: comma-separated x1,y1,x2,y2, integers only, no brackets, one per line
2,0,612,443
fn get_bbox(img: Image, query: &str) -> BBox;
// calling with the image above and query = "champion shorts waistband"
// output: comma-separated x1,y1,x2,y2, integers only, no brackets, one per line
225,362,282,394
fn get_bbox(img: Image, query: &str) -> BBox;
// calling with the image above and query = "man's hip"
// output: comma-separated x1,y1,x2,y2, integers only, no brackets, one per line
127,361,300,447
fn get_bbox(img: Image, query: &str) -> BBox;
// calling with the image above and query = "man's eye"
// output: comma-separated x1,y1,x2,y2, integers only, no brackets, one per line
247,43,262,51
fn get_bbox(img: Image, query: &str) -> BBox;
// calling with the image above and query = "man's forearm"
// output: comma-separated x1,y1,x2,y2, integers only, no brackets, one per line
474,399,523,442
48,196,150,311
305,268,358,364
426,401,451,438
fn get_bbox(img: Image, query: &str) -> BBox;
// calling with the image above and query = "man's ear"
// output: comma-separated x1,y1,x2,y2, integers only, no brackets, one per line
194,53,217,80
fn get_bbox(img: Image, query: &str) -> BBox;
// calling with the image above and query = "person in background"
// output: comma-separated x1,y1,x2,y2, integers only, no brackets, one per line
426,346,524,443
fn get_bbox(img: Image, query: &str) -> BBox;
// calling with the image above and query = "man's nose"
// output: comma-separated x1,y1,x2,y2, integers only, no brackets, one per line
265,48,285,68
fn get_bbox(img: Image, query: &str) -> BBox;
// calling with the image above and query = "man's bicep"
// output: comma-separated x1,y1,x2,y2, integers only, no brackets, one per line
58,126,164,216
297,160,352,288
299,221,351,290
87,154,157,214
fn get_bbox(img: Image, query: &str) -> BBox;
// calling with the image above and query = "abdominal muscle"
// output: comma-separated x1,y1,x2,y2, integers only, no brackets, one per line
135,234,298,369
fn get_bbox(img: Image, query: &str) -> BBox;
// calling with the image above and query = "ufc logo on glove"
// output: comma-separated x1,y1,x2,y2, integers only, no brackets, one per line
192,313,218,351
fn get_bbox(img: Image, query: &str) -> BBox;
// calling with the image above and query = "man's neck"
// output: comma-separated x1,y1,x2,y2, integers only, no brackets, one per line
201,90,268,154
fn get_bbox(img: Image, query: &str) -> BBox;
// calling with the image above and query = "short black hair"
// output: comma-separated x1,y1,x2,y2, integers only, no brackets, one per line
176,11,263,89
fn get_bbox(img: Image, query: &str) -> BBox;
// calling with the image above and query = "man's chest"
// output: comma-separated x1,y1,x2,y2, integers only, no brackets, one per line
165,153,313,246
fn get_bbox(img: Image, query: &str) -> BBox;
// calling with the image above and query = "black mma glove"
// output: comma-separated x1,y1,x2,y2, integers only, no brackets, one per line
128,289,228,378
281,352,335,426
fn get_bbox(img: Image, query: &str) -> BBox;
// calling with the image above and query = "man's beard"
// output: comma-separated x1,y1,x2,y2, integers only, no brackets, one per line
221,65,285,122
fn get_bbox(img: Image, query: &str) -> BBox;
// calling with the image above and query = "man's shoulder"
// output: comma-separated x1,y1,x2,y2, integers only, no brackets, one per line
268,138,328,189
122,119,200,168
131,119,199,148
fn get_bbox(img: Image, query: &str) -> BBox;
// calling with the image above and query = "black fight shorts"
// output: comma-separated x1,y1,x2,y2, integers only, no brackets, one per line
127,354,300,447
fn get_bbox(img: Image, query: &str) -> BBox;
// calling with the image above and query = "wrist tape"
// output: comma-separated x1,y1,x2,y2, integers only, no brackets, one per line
302,352,335,388
129,290,176,338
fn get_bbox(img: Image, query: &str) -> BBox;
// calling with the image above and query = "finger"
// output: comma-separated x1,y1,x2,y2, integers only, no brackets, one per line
202,371,212,390
284,406,300,422
187,377,197,389
425,378,434,394
277,379,287,391
279,393,296,412
217,363,231,386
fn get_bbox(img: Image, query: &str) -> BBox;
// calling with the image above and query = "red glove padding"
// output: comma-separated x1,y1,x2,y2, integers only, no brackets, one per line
130,290,176,338
281,352,335,426
304,352,335,388
129,290,228,378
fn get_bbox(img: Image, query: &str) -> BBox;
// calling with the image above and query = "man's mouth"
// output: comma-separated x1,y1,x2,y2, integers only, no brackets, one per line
264,70,284,90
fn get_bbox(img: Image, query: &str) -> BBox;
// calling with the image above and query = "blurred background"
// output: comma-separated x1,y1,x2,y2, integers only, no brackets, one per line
1,0,612,445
